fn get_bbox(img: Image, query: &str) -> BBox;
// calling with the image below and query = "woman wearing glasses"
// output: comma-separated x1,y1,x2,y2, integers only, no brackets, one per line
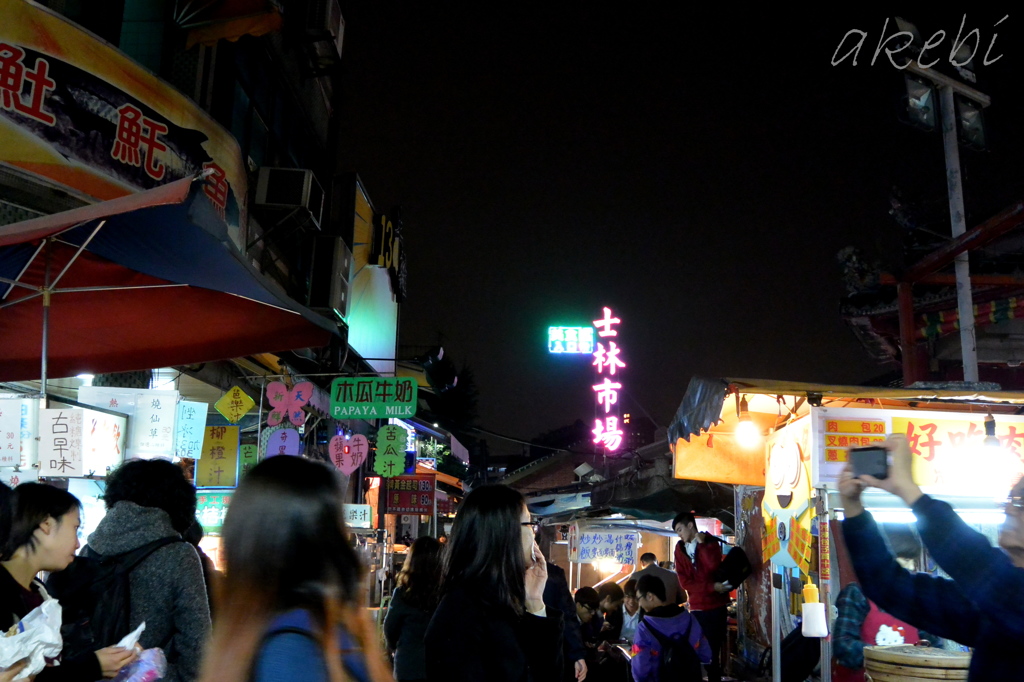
838,434,1024,682
425,484,563,682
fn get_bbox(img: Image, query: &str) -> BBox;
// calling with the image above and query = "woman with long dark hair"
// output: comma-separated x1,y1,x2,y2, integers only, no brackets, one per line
425,484,563,682
384,536,442,682
0,483,137,680
197,456,392,682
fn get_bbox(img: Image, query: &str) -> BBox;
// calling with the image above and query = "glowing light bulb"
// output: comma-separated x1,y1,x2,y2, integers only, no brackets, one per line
736,419,763,449
735,397,763,449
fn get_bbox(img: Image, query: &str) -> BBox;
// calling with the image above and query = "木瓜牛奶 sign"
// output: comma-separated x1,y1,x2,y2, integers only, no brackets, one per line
330,377,417,418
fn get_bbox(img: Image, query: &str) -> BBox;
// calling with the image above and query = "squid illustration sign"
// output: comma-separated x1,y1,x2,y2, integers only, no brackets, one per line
761,417,814,574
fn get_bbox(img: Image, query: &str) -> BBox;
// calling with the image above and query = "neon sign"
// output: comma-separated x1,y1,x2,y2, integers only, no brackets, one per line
548,326,595,354
591,307,626,453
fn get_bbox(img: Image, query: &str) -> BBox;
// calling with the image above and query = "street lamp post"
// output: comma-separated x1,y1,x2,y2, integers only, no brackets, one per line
904,60,990,383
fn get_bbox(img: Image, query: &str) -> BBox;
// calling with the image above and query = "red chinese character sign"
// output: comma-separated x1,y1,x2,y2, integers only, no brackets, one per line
266,381,314,427
373,425,406,478
591,307,627,454
330,434,368,476
384,475,436,514
0,2,249,249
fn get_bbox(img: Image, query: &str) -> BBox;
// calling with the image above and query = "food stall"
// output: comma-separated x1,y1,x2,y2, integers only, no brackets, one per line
669,377,1024,682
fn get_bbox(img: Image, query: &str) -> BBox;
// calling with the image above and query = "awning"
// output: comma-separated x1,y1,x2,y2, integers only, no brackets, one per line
177,0,284,49
668,376,1024,487
0,176,336,381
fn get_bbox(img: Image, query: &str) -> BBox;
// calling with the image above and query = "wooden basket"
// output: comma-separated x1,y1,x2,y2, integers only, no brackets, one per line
863,645,971,682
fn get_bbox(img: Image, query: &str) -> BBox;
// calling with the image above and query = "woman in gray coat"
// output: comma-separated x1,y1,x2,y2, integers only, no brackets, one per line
86,459,211,682
384,536,442,682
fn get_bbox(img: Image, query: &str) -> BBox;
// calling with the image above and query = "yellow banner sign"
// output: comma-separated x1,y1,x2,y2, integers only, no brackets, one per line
892,416,1024,492
196,426,239,488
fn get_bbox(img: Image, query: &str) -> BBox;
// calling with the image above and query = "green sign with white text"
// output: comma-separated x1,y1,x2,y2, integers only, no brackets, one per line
330,377,417,418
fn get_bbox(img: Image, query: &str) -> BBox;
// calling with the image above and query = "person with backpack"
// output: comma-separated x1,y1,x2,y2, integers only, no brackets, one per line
48,459,210,682
630,574,710,682
0,483,137,680
197,455,392,682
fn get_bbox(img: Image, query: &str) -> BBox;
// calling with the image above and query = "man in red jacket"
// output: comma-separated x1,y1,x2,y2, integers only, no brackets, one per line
673,512,730,682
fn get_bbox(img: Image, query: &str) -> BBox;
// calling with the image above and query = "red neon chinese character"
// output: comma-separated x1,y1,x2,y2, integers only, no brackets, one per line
592,416,624,451
592,341,626,375
592,378,621,414
112,104,143,166
593,307,621,337
0,44,56,126
203,162,228,217
906,422,940,461
141,117,168,180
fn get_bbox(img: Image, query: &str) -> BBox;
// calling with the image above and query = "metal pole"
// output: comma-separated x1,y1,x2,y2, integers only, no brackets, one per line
40,240,51,401
431,473,438,537
771,563,781,682
940,85,979,382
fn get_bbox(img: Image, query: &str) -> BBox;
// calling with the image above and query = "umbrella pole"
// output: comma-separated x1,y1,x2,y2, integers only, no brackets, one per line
40,238,51,403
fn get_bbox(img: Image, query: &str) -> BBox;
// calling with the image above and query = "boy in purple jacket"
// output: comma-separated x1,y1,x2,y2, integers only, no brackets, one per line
631,575,711,682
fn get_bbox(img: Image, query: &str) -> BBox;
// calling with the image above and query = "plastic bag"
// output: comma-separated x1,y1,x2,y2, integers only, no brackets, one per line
0,599,63,680
115,622,145,650
110,648,166,682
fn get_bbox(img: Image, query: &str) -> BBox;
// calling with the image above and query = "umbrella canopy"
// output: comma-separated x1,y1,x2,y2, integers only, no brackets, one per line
0,175,336,381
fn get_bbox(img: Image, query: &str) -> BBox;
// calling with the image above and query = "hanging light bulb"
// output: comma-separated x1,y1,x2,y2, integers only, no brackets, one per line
984,413,1000,448
735,396,763,449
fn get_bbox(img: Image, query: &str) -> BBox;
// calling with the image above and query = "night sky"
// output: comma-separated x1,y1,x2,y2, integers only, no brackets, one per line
336,7,1024,453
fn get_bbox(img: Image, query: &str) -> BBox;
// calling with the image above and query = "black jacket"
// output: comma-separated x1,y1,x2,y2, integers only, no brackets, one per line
384,586,433,681
542,563,586,666
0,566,102,682
426,584,564,682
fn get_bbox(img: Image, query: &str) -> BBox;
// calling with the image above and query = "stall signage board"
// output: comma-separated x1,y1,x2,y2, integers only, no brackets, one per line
813,407,1024,498
196,426,239,488
239,444,258,478
548,326,595,354
214,387,255,424
330,377,417,418
343,503,373,529
131,391,177,457
373,424,407,477
384,475,435,514
174,401,207,459
196,489,234,534
0,468,38,488
19,399,38,467
567,525,639,565
762,417,814,574
39,409,84,476
0,400,21,467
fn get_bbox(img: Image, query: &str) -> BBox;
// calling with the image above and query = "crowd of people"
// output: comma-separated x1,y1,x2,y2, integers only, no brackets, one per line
0,431,1019,682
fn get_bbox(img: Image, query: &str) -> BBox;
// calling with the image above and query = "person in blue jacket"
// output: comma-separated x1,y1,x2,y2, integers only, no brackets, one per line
197,456,392,682
630,574,710,682
839,434,1024,681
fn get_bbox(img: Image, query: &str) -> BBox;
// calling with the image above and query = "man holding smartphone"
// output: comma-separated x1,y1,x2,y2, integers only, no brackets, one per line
839,434,1024,681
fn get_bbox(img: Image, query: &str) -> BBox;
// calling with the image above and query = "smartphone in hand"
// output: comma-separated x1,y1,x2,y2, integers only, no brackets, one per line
849,446,888,480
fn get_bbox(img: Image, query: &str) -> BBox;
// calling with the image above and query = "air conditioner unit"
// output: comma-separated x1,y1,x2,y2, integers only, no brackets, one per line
328,238,353,320
309,236,353,321
255,167,325,228
306,0,345,61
